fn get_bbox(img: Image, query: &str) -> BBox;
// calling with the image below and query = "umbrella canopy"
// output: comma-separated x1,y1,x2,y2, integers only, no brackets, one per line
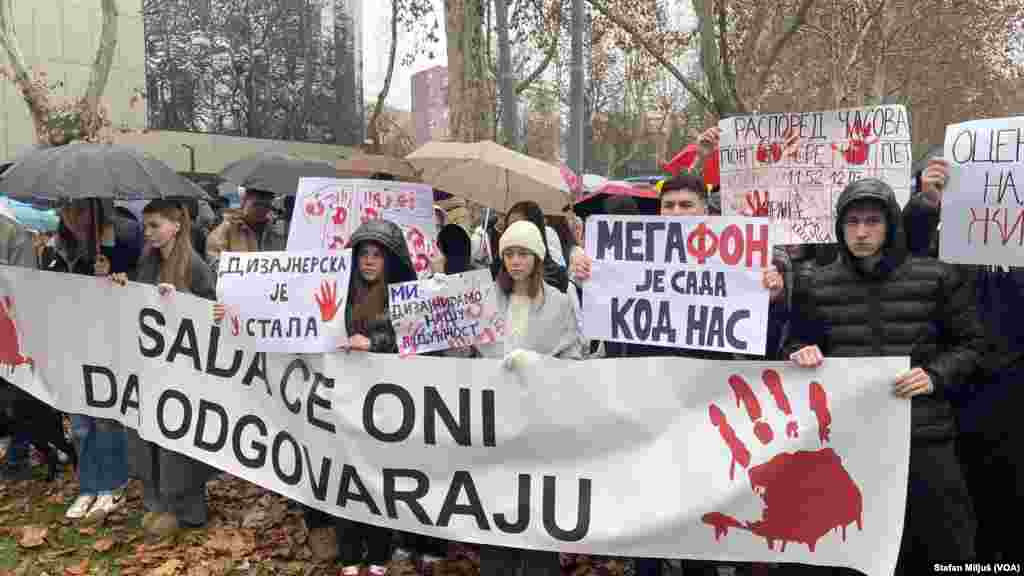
0,143,205,207
219,151,340,196
572,181,660,219
335,154,421,181
406,140,571,215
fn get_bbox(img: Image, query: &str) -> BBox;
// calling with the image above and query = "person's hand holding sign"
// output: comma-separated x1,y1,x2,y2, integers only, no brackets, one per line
762,268,784,302
920,159,948,209
790,345,824,368
893,367,934,398
570,250,592,283
346,334,371,352
157,283,175,298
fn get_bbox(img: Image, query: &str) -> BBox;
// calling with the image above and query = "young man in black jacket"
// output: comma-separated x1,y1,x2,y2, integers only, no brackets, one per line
787,178,986,573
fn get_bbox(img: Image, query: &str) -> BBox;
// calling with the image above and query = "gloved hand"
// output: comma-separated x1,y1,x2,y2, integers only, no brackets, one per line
501,348,541,371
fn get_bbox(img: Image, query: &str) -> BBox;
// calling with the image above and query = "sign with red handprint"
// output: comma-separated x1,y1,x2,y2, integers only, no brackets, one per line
719,106,911,244
216,250,352,353
0,295,33,375
288,178,437,278
388,269,502,356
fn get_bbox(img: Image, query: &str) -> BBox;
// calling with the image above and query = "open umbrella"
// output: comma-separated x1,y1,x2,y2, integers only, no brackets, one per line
0,197,59,232
220,151,340,196
406,140,571,215
572,181,660,219
335,154,421,181
0,142,205,207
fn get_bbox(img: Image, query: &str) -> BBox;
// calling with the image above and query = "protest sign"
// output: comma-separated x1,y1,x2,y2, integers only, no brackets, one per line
389,269,504,355
583,215,772,356
719,106,912,244
216,250,353,353
0,264,909,576
939,116,1024,266
287,178,438,277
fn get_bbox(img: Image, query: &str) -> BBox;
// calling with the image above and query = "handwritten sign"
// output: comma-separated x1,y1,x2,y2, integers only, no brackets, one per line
389,269,504,355
287,178,439,277
217,250,353,353
939,116,1024,266
583,215,772,356
719,106,912,244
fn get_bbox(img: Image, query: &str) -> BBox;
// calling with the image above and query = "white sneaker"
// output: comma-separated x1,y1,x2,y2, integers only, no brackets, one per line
65,494,97,519
84,492,124,521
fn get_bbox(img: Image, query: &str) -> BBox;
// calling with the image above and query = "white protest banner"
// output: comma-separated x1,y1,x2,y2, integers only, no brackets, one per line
288,178,438,277
939,116,1024,266
583,215,772,356
388,269,505,356
719,106,912,244
1,264,911,576
216,250,353,353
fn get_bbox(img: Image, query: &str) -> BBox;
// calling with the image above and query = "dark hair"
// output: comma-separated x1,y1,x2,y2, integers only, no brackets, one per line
438,224,472,274
370,172,396,181
658,174,707,201
603,195,638,215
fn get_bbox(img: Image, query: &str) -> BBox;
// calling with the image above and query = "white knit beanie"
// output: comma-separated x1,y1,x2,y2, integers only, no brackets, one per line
499,220,547,260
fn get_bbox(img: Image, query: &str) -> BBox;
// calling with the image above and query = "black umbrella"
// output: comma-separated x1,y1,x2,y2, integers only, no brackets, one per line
219,151,340,196
0,142,205,207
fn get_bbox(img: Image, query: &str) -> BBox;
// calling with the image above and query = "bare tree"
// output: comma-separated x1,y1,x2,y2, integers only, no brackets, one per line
1,0,121,145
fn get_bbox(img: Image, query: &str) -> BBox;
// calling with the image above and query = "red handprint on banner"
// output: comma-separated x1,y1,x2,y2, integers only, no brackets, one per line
742,191,771,217
755,129,801,166
314,280,343,323
703,370,862,553
0,296,33,374
832,124,878,166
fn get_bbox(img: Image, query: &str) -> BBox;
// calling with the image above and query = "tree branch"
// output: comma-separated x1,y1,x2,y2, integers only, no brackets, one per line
0,0,48,129
368,0,401,152
586,0,712,111
83,0,119,113
754,0,817,88
516,39,556,94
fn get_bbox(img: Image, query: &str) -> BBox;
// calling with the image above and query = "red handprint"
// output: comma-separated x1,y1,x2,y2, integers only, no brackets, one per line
361,207,379,225
304,196,325,219
832,124,878,165
314,280,343,322
0,296,33,374
703,369,862,553
328,235,347,250
407,227,426,252
332,206,348,226
743,190,771,217
415,254,431,273
756,142,783,165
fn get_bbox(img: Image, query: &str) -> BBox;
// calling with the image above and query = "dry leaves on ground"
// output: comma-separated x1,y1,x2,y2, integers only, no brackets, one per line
17,525,48,548
92,538,115,552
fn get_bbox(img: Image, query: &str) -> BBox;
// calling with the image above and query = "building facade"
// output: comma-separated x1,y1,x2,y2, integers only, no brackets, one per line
411,65,449,145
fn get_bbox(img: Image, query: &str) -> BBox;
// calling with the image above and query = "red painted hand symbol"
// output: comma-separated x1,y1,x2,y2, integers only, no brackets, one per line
703,370,862,553
332,206,347,226
314,280,343,322
743,190,771,217
0,296,33,374
304,197,325,218
832,124,878,166
407,227,426,251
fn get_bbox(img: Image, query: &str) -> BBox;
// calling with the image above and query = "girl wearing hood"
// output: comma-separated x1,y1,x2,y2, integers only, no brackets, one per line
303,219,417,576
110,199,217,537
477,220,584,576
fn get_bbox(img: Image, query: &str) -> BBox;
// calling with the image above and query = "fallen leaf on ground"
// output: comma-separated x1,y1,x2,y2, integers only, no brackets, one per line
93,538,115,552
47,494,64,504
78,527,96,536
204,528,256,556
150,559,182,576
17,525,48,548
64,559,89,576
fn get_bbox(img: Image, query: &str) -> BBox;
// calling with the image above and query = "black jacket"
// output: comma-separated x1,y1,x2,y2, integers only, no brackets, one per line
40,214,143,277
785,180,986,440
345,219,417,353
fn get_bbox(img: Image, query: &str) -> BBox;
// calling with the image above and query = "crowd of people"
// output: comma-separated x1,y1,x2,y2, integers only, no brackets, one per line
0,127,1020,576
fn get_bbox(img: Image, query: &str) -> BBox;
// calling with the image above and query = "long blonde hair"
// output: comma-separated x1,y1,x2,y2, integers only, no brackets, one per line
143,199,193,290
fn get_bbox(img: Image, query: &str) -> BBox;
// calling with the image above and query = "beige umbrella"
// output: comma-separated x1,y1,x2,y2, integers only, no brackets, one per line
406,140,571,215
335,154,421,181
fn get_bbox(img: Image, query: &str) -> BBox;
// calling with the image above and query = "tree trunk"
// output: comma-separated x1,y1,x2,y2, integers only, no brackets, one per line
445,0,493,141
367,0,401,154
80,0,119,136
495,0,518,148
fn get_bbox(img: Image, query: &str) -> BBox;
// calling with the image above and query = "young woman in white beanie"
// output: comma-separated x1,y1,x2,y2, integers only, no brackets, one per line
476,219,584,576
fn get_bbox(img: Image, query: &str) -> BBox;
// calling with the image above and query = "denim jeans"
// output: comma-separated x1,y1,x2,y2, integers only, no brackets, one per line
71,414,128,495
5,431,29,465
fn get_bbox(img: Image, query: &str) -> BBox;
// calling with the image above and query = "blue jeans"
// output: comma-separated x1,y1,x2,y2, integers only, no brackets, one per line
71,415,127,495
5,431,29,465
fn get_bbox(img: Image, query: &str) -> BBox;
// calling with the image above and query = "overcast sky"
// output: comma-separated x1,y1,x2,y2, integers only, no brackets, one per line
361,0,447,111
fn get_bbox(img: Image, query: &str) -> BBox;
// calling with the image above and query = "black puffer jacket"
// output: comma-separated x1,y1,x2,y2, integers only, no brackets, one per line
785,179,986,440
345,219,417,353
